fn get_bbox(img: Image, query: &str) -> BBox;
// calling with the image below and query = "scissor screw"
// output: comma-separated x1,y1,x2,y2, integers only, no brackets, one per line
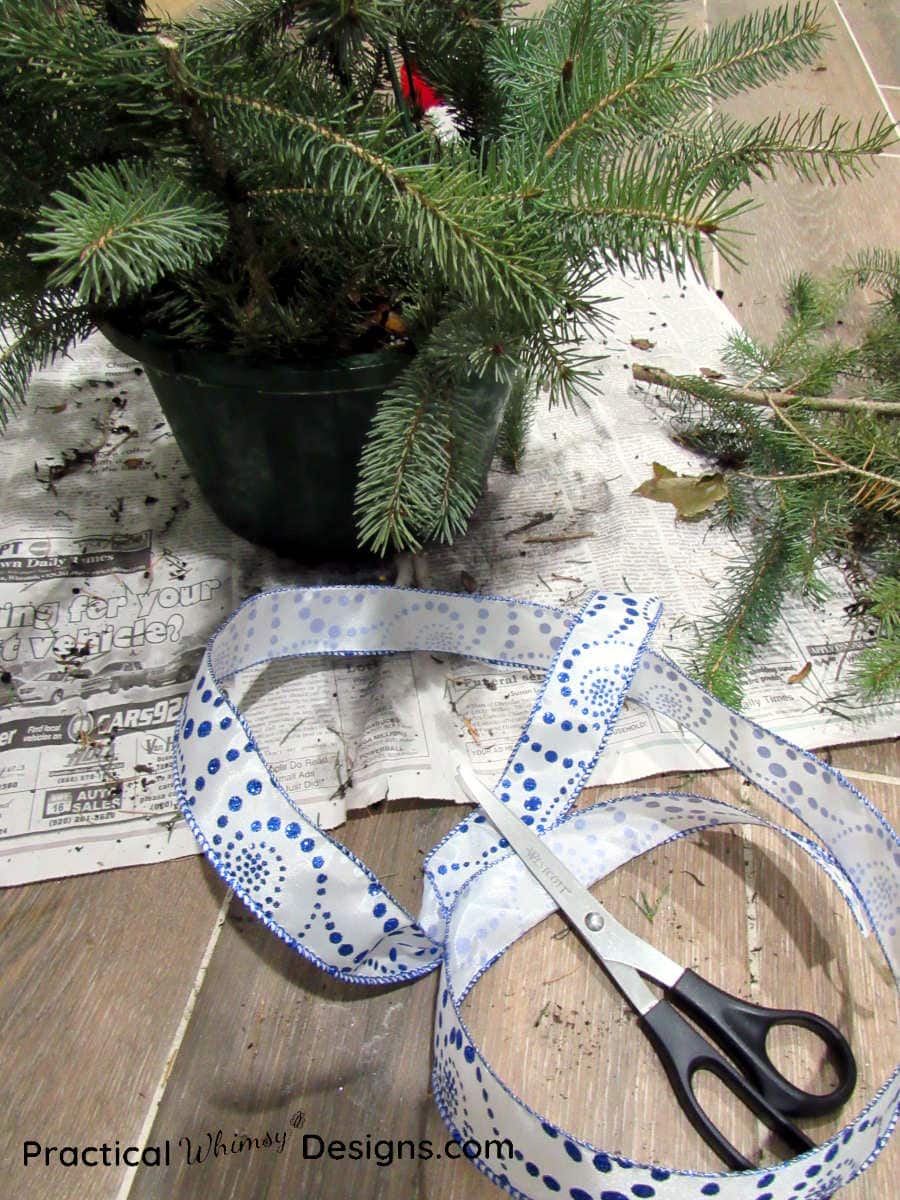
585,912,605,932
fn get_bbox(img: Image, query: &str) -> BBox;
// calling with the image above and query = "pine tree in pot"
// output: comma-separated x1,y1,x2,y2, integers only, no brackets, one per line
0,0,892,560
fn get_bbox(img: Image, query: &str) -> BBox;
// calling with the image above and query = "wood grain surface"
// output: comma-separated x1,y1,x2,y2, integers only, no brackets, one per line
834,0,900,98
707,0,899,344
2,3,898,1200
4,753,896,1200
0,856,230,1200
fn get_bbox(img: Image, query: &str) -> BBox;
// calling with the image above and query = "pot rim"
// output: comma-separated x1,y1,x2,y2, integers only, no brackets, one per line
99,320,414,394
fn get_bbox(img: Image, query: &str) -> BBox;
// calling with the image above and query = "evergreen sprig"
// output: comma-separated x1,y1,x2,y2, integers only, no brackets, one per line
636,252,900,705
1,0,894,553
31,161,229,305
0,298,94,425
495,372,537,470
667,110,894,191
686,1,827,102
853,576,900,700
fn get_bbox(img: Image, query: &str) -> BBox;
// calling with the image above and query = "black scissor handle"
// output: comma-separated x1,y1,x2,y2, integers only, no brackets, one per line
640,999,815,1172
669,969,857,1118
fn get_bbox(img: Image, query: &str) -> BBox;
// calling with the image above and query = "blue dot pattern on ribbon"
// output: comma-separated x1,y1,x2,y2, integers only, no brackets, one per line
178,587,660,977
174,585,899,1200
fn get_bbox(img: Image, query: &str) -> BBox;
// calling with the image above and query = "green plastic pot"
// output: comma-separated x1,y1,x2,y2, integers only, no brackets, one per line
101,324,509,561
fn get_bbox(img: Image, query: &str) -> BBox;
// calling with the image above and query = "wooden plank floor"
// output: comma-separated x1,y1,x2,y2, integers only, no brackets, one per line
2,3,898,1199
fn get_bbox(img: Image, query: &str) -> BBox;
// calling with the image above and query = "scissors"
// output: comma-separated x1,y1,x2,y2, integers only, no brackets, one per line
456,767,857,1172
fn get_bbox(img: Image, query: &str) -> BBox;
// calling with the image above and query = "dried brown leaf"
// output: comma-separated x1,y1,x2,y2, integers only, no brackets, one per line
632,462,728,520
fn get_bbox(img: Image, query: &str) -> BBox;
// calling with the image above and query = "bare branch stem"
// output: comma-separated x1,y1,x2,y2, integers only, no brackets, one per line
157,35,286,328
632,362,900,415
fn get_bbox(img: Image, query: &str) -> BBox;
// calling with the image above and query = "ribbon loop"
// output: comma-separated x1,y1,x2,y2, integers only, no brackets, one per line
176,585,899,1196
421,590,662,938
434,789,900,1200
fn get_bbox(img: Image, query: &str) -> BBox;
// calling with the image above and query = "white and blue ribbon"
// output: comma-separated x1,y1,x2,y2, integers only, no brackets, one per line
175,586,899,1199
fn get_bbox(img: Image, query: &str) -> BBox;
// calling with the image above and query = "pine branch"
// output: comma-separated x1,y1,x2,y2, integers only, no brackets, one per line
30,160,228,305
0,2,170,110
543,31,689,161
195,82,564,322
686,2,828,103
156,35,288,327
841,248,900,297
354,358,450,554
183,0,314,51
520,325,600,408
495,372,536,470
425,375,501,544
0,300,93,425
852,576,900,699
354,316,512,551
184,0,400,68
665,109,894,190
632,363,900,415
488,0,683,150
649,253,898,704
693,521,797,709
563,144,758,276
766,397,900,512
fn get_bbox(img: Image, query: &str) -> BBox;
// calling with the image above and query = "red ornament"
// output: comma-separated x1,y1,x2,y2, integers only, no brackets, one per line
399,62,444,112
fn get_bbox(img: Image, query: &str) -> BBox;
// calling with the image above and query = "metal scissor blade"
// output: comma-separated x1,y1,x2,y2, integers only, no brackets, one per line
456,766,682,1013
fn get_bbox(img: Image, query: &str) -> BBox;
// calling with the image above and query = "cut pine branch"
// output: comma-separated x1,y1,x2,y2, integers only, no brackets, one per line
765,396,900,511
687,2,827,100
543,37,688,161
189,84,561,320
696,526,794,707
156,35,287,329
632,363,900,415
31,162,229,305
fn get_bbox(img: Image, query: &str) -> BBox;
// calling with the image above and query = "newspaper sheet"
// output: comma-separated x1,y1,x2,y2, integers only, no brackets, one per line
1,272,896,885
